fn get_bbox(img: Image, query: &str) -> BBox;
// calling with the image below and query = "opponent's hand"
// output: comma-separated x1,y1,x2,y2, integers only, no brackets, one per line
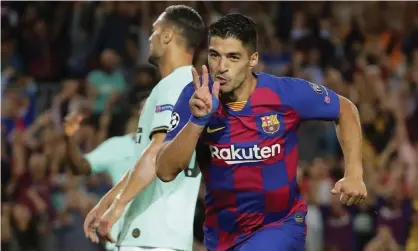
189,65,220,125
36,111,52,126
97,200,126,243
64,112,83,137
83,202,108,243
331,176,367,206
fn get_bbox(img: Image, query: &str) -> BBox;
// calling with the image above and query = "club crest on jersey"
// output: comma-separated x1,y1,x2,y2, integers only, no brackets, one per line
261,114,280,134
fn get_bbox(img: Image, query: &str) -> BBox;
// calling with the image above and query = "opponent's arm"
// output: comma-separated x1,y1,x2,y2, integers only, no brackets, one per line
335,95,363,178
99,170,130,207
65,134,92,175
113,132,166,206
62,113,94,175
83,171,130,243
106,69,199,205
156,122,203,182
97,74,197,241
97,134,168,243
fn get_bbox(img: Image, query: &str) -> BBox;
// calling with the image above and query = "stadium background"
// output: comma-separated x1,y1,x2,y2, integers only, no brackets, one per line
1,1,418,251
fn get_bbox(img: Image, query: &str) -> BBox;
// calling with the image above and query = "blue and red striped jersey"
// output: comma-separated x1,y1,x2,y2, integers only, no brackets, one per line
165,73,340,251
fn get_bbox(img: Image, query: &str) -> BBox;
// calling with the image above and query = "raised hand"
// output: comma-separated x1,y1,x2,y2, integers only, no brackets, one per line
36,111,52,126
64,112,84,137
189,65,220,126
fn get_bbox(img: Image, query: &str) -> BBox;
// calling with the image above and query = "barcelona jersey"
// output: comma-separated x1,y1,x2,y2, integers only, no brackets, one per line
165,73,341,251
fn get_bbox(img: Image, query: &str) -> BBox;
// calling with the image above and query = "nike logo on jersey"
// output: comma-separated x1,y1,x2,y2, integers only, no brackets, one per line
207,126,225,134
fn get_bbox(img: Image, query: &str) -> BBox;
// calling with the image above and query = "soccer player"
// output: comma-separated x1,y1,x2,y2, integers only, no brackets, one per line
156,14,367,251
63,96,147,251
82,5,206,251
63,109,140,251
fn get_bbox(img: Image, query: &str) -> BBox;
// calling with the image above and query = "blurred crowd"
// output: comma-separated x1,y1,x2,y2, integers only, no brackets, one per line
1,2,418,251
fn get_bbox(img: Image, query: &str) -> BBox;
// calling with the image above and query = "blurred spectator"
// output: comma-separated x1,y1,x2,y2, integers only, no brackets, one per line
364,226,400,251
1,73,37,139
126,65,158,106
68,2,100,78
87,48,126,122
94,2,138,57
320,194,355,251
1,36,23,73
405,182,418,251
353,197,377,251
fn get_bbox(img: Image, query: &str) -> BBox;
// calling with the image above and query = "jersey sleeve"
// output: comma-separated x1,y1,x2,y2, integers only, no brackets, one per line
164,83,194,142
84,138,116,174
284,78,340,121
149,83,186,138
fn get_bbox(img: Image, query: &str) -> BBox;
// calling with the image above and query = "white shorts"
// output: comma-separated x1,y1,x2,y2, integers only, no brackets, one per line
118,247,177,251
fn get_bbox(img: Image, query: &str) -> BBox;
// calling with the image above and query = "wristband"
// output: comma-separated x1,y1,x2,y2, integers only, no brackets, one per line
189,96,219,127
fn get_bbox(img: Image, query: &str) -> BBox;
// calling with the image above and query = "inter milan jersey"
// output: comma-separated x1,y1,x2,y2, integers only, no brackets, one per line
165,73,341,251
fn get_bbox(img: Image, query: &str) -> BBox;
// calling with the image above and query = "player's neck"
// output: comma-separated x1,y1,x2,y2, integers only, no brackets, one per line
158,48,193,78
221,72,258,103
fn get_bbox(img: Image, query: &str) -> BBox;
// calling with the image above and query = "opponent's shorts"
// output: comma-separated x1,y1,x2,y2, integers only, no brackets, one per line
233,212,307,251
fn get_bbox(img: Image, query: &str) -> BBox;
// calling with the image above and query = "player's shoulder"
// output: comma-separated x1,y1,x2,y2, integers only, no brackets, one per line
158,66,193,89
257,72,309,93
257,72,306,86
103,134,134,148
177,81,195,100
87,134,134,160
257,73,322,94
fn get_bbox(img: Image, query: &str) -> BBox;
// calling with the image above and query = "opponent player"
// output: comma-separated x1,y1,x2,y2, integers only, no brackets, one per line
63,97,147,251
156,14,367,251
82,5,206,251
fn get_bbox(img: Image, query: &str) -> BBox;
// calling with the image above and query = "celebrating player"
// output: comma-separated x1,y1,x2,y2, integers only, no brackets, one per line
82,5,206,251
156,14,367,251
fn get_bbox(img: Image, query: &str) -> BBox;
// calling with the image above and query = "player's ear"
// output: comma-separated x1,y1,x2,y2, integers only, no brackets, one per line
162,29,174,45
249,52,259,69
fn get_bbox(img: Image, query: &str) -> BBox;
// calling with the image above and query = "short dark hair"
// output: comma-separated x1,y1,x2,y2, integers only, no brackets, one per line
208,14,258,52
164,5,206,51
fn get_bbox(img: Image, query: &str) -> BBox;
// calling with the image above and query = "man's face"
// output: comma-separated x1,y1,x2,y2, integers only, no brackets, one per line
208,36,256,94
148,13,166,66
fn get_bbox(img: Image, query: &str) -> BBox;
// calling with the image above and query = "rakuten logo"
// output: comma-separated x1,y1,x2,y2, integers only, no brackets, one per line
210,144,281,164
